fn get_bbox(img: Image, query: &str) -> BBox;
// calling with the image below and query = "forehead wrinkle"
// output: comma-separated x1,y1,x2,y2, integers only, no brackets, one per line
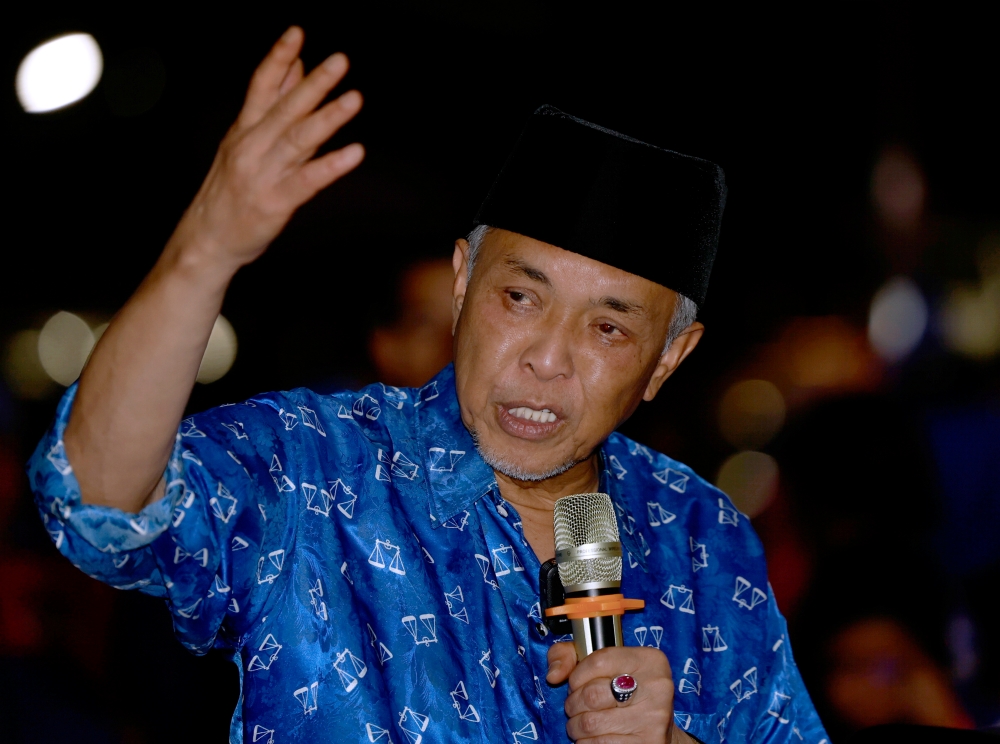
502,256,551,286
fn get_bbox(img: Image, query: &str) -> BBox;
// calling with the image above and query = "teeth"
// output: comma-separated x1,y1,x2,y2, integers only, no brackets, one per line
507,406,557,424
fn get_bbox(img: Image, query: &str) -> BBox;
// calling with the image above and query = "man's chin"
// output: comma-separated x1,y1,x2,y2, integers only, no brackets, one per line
474,440,583,482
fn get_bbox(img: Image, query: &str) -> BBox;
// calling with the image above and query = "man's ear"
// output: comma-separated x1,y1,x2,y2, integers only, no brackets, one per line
452,239,470,334
643,322,705,402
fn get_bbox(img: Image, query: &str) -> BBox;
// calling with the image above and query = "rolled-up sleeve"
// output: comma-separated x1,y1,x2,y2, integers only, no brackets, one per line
27,384,291,655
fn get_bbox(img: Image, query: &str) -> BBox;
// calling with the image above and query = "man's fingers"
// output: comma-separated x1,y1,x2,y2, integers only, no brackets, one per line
257,52,350,140
278,58,304,97
546,642,578,685
565,677,617,717
295,143,365,197
239,27,304,127
277,90,362,161
568,646,670,691
566,708,637,742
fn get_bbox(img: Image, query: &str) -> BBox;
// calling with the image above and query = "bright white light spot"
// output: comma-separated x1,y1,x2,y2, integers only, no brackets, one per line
16,33,103,113
197,315,237,384
718,379,786,450
868,276,928,363
715,451,779,519
38,311,95,386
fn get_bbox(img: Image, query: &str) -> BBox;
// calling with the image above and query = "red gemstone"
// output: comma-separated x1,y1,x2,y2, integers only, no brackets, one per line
614,674,636,691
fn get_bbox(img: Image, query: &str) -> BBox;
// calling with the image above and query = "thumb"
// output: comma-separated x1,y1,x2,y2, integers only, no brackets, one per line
546,641,578,685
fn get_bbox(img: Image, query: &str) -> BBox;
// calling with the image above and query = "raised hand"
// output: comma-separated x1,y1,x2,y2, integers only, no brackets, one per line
170,26,364,272
547,642,693,744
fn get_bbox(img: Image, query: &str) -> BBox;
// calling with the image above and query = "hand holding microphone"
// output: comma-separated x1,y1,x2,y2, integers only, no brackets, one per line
543,493,692,744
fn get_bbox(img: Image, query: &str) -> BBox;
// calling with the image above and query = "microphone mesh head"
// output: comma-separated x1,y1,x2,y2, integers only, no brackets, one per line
553,493,622,588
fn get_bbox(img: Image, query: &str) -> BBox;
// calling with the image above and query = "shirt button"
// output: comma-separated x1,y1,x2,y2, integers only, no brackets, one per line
535,622,549,638
496,504,509,517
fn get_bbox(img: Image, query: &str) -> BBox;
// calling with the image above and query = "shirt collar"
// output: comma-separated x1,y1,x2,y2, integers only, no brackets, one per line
415,365,649,570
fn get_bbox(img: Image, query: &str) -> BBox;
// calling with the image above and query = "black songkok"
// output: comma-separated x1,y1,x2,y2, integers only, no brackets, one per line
474,105,726,307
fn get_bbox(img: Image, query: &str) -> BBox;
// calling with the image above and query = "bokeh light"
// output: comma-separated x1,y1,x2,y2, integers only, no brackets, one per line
715,451,780,519
197,315,238,384
868,276,928,363
939,276,1000,359
718,379,786,450
871,146,926,232
2,330,54,399
38,311,95,387
16,33,103,113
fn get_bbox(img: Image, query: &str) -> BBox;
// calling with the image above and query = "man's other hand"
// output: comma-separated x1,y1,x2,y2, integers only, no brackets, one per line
547,642,693,744
173,26,364,272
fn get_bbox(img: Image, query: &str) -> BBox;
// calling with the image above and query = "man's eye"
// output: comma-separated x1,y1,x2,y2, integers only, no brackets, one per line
508,291,527,303
598,323,621,335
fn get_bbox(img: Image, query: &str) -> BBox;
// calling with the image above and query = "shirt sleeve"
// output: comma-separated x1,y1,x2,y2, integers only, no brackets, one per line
27,384,295,655
748,585,830,744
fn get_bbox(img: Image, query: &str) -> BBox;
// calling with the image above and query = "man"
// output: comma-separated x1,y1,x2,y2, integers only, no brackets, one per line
29,28,828,744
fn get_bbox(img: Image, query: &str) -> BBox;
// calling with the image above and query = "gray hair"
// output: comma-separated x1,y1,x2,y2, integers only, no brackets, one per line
466,224,697,354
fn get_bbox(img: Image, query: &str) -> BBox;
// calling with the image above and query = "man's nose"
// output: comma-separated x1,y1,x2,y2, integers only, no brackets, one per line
518,320,575,382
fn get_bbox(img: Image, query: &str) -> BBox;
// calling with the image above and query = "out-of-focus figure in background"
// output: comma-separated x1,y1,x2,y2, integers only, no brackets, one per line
367,257,455,387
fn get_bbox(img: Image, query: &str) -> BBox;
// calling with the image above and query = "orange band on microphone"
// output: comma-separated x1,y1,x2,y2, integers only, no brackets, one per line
543,593,645,620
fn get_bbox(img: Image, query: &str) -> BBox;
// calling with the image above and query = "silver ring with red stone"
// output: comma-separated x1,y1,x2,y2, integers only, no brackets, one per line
610,674,638,703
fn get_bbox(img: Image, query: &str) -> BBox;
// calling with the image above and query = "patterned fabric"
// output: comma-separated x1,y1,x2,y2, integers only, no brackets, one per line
28,365,829,744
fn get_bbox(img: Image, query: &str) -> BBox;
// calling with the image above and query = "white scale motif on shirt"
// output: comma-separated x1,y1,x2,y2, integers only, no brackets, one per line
210,482,238,523
428,447,466,472
479,649,500,688
221,421,248,440
367,623,394,665
768,691,792,724
181,448,203,467
647,501,676,527
334,647,368,692
366,723,393,743
674,712,693,731
252,725,274,743
269,454,296,492
652,467,689,493
613,501,638,536
608,455,628,480
661,584,695,614
397,706,429,744
444,585,469,624
733,576,767,611
690,536,709,572
491,545,524,577
701,625,729,652
172,540,209,567
369,539,405,575
231,535,250,551
256,549,284,584
730,666,758,702
629,441,654,464
677,658,702,695
341,561,354,585
308,577,327,621
380,383,409,410
415,380,439,406
513,722,538,744
378,448,421,481
247,634,282,672
718,498,740,526
475,554,499,589
176,597,202,619
449,680,480,723
180,418,206,438
277,408,298,431
339,393,381,422
294,681,318,714
46,440,73,475
633,625,664,649
442,510,470,531
298,406,326,436
402,614,438,646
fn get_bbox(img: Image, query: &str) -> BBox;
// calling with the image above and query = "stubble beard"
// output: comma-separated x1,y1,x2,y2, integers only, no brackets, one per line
469,426,587,482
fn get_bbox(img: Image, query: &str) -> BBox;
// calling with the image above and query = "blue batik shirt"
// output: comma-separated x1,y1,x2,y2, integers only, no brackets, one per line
29,365,829,744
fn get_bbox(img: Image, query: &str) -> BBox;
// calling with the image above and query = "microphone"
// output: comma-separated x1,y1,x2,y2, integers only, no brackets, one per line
543,493,644,660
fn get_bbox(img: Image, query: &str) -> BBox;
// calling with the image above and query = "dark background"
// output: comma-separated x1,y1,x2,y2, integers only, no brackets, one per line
2,3,998,742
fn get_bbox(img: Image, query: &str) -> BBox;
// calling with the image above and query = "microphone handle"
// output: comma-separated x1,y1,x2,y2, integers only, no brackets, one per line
567,585,624,660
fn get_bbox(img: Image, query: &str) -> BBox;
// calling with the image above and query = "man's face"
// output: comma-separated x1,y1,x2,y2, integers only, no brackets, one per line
451,229,701,480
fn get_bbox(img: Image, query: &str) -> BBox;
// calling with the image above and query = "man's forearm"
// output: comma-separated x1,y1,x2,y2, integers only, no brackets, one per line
64,238,235,512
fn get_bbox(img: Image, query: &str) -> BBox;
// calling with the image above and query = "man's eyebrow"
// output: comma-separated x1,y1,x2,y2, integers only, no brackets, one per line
596,296,646,316
503,257,551,286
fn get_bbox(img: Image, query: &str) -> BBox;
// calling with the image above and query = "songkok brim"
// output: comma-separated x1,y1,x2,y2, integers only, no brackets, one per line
474,105,726,307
